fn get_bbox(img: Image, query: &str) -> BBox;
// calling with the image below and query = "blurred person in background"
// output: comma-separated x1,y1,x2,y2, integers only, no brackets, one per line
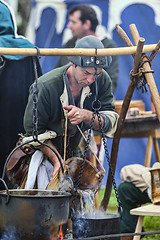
0,0,42,188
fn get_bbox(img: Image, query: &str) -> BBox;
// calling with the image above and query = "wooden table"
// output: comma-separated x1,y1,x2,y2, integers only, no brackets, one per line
121,113,160,167
121,113,160,136
130,204,160,240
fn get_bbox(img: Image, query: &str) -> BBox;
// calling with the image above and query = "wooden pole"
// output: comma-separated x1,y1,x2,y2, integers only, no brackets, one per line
100,37,145,210
129,24,160,122
149,40,160,62
0,44,159,57
115,24,135,58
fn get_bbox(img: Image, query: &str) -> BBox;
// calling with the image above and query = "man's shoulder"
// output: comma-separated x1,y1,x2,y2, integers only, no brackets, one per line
39,64,70,85
101,36,117,48
102,69,111,80
63,37,77,48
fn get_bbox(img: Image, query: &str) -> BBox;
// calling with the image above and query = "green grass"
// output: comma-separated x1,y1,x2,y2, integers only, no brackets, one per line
98,188,160,240
98,187,118,212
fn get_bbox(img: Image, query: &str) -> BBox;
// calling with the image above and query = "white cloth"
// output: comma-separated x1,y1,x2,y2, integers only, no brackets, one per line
25,150,53,190
120,164,149,192
120,162,160,202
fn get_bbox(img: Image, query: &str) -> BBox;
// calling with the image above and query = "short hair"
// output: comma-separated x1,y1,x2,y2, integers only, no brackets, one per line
69,5,99,32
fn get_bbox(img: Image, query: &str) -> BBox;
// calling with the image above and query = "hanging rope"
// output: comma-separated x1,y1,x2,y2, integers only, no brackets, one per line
129,53,154,93
63,115,68,162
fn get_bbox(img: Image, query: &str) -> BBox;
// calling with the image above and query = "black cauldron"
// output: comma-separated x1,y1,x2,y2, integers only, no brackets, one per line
0,189,71,240
72,212,120,239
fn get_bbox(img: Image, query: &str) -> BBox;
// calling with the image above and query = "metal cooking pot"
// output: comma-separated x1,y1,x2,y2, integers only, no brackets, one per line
0,188,71,240
72,212,120,239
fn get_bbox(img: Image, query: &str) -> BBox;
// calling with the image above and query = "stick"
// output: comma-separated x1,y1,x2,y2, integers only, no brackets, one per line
116,24,133,47
63,116,68,162
149,40,160,62
100,36,145,211
0,44,159,57
116,24,135,58
129,23,140,45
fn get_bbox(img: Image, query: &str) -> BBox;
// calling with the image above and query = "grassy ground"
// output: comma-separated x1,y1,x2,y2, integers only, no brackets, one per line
98,188,160,240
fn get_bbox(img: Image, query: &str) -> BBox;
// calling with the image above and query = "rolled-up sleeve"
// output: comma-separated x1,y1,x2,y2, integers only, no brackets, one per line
99,110,119,137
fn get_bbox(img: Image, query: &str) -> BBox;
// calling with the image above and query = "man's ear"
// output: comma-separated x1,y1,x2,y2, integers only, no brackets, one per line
84,20,91,31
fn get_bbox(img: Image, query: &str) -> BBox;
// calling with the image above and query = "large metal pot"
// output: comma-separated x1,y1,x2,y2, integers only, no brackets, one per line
72,212,120,239
0,189,71,240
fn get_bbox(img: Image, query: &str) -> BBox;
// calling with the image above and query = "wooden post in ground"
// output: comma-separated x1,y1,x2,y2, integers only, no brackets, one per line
100,37,145,210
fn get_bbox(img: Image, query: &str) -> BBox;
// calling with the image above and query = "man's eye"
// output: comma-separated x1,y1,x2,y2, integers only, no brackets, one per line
83,71,89,75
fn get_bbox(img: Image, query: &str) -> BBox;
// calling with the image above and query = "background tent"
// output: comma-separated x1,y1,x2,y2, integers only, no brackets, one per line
26,0,160,186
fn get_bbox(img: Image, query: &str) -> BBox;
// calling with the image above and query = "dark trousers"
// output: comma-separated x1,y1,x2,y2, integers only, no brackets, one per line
118,182,151,233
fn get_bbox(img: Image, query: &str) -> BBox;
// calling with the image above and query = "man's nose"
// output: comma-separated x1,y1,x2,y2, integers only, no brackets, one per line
87,75,95,84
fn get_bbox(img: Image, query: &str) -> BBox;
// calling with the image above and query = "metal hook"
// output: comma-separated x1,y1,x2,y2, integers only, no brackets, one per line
34,46,41,59
92,99,101,111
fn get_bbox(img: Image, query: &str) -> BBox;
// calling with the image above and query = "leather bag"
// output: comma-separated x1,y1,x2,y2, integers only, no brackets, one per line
6,148,28,184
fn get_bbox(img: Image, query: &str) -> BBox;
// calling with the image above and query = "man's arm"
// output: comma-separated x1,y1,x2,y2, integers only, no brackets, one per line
64,105,108,131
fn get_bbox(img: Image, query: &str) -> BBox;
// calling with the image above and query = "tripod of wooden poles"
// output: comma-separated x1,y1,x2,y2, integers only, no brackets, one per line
100,24,160,211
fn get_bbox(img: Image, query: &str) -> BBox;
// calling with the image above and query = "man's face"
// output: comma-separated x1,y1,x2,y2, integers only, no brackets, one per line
73,65,102,87
67,11,87,38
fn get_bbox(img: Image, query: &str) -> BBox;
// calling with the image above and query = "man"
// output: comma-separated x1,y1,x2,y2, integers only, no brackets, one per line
118,163,155,240
23,35,119,184
55,4,119,93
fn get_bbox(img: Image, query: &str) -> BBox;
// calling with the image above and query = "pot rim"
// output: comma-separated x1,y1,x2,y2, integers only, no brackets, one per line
73,213,121,221
0,189,71,198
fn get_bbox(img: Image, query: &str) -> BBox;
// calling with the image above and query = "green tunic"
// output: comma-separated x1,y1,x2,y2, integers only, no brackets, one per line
24,64,118,156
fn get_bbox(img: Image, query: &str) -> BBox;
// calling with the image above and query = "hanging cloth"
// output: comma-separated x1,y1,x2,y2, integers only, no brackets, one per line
0,0,35,61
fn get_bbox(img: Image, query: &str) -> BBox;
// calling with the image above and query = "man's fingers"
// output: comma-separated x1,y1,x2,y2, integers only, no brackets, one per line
67,111,80,119
73,111,79,117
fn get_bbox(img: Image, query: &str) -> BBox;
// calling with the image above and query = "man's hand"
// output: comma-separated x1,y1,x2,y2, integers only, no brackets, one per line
64,105,82,125
64,105,104,131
